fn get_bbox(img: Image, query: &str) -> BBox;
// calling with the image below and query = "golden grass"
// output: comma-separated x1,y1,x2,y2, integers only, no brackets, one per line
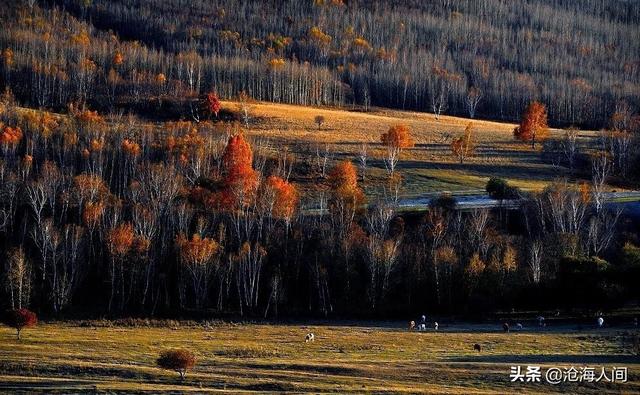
227,101,600,195
1,323,638,393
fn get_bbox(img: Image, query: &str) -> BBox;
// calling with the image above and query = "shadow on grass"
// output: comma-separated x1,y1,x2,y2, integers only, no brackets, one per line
447,354,640,364
0,360,337,392
239,362,361,376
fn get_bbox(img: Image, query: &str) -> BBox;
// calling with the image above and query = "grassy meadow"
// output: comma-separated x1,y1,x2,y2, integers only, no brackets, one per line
232,101,599,197
1,322,638,393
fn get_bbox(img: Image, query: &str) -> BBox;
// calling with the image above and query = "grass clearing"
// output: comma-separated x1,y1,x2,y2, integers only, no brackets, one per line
231,101,601,196
1,322,638,393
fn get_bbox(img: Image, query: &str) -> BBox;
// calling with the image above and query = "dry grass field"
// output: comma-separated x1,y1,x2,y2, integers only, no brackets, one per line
1,322,638,393
232,101,599,196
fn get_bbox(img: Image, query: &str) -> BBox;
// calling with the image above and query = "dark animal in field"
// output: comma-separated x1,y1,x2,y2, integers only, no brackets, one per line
473,343,482,352
503,323,510,332
409,320,415,330
305,333,315,342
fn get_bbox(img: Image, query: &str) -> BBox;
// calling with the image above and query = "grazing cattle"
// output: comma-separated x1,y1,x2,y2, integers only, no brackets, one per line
434,322,439,331
597,317,604,328
419,323,427,331
305,333,315,343
409,321,416,331
503,323,510,332
473,343,482,352
537,316,545,327
516,323,523,330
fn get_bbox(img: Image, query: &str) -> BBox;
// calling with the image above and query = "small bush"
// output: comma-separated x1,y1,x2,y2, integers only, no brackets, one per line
430,193,457,212
2,309,37,340
314,115,325,130
157,349,196,379
486,177,520,199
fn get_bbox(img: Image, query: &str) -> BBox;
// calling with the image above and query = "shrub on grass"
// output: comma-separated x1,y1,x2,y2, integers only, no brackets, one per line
486,177,520,200
157,349,196,379
314,115,325,130
2,308,37,340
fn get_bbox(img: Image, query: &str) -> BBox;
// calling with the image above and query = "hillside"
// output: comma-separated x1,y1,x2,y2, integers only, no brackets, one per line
7,100,604,198
234,101,598,195
1,0,638,127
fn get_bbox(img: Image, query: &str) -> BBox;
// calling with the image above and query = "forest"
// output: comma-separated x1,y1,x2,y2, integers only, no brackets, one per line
1,0,638,127
0,0,639,320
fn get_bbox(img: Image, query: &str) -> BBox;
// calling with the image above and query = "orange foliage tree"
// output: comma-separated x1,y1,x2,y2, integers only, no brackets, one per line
328,160,365,238
514,101,549,148
73,173,110,211
380,124,414,175
106,222,135,311
176,233,219,308
262,175,298,226
451,122,475,163
112,51,124,66
82,200,105,231
219,133,258,209
121,139,141,157
0,124,23,155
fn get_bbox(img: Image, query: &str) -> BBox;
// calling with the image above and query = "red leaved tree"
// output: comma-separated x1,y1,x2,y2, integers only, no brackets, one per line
3,308,37,340
202,91,222,118
157,349,196,380
219,134,258,209
514,101,549,148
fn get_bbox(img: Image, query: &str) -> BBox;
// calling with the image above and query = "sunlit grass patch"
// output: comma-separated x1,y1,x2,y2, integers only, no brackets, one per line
1,323,638,393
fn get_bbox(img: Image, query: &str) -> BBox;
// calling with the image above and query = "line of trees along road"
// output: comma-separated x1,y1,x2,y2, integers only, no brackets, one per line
0,1,638,128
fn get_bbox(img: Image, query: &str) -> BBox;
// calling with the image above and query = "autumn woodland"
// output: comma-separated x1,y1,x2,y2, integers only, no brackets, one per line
0,0,639,323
